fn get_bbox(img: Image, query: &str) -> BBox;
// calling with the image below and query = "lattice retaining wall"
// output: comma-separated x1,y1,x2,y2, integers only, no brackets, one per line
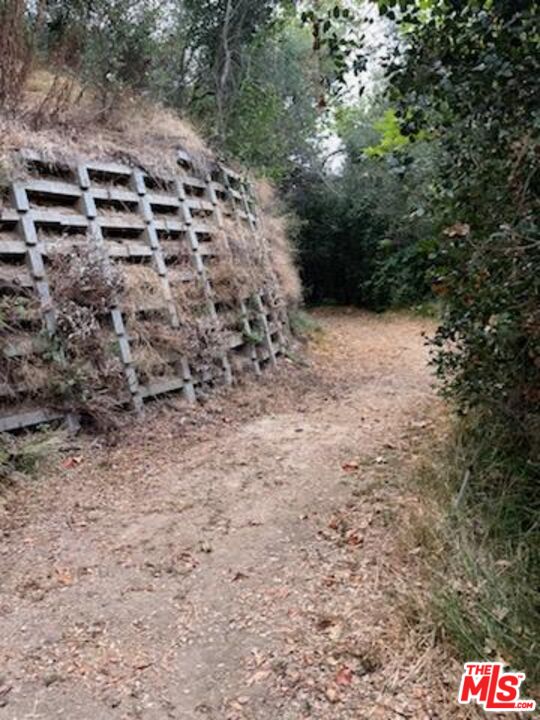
0,149,290,432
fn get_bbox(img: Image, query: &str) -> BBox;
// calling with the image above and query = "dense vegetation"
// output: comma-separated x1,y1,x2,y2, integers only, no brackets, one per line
1,0,539,683
376,0,539,683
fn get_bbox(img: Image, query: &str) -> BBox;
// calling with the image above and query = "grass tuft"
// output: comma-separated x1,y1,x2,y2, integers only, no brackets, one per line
408,411,540,687
289,309,323,340
1,429,64,481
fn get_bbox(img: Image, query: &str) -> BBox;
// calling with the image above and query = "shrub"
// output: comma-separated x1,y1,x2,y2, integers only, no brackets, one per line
431,219,540,459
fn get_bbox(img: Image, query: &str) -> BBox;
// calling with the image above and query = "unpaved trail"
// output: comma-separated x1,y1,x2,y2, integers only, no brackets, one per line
0,310,467,720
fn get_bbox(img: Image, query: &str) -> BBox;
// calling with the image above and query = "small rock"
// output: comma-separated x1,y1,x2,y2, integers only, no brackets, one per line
325,686,340,703
43,672,62,687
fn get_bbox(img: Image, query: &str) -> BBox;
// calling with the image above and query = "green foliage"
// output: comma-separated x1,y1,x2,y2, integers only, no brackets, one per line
292,105,436,309
300,1,365,95
372,0,539,454
431,221,540,453
370,0,540,683
41,0,162,101
0,0,33,111
0,430,63,480
32,1,324,178
223,23,320,181
242,327,264,345
289,309,323,339
364,109,409,157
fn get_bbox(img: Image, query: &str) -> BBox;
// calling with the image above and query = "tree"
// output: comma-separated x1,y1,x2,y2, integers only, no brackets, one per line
181,0,285,140
373,0,539,453
223,21,321,181
291,102,436,308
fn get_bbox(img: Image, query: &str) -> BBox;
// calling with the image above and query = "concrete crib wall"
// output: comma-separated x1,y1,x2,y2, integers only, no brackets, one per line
0,149,290,431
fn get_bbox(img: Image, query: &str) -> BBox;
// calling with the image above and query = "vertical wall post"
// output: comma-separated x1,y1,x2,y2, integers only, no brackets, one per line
224,172,277,367
76,164,143,414
176,178,233,386
205,173,261,376
11,182,81,430
242,178,290,346
11,184,56,336
131,170,196,403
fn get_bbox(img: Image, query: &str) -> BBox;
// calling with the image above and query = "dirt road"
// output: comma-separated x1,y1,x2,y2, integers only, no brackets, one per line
0,310,466,719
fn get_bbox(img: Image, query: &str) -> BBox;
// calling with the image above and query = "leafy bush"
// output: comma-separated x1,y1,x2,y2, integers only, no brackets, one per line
431,220,540,457
375,0,539,458
371,0,540,681
291,108,437,310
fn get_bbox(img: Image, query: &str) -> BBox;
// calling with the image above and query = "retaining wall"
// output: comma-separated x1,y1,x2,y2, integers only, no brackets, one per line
0,149,290,431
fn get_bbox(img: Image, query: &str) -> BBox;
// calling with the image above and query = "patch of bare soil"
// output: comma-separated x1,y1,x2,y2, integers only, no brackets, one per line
0,310,479,719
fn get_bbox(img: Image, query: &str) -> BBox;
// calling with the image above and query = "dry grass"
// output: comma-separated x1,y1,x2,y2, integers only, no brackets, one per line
170,276,207,314
0,353,50,399
209,259,240,300
217,213,269,299
0,67,302,428
406,415,540,689
39,253,129,426
123,264,164,312
131,326,175,381
129,312,232,382
48,244,123,313
0,68,213,183
255,179,302,305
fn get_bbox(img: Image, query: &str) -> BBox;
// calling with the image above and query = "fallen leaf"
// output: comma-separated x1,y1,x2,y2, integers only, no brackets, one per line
247,669,270,686
443,222,470,237
328,622,343,641
345,531,363,546
336,666,353,686
316,616,336,631
62,456,83,469
133,661,153,671
54,568,73,586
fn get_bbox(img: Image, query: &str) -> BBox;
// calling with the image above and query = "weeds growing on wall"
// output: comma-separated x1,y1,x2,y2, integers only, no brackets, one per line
45,246,127,428
0,279,47,407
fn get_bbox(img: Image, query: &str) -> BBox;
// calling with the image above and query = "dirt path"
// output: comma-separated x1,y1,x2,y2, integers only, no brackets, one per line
0,310,466,720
